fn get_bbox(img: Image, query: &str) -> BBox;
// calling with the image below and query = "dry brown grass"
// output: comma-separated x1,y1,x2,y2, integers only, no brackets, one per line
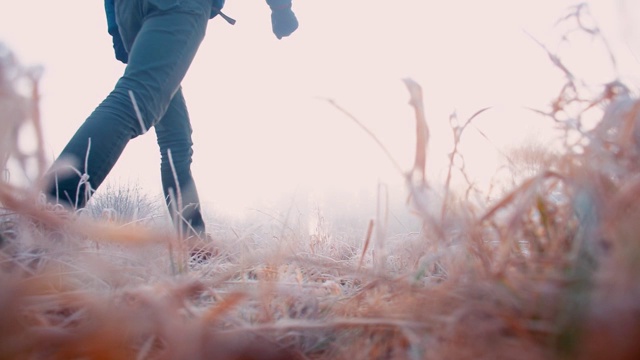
2,7,640,358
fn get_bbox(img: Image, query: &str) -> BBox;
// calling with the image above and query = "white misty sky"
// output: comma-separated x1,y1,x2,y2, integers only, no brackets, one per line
1,0,638,218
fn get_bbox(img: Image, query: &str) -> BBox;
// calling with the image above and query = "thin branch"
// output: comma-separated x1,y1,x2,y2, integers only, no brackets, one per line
325,98,404,175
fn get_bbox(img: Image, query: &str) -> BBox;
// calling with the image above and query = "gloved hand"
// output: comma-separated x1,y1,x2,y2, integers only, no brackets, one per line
111,32,128,64
270,7,298,39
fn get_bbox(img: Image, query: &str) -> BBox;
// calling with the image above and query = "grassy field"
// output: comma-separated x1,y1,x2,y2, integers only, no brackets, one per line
2,10,640,360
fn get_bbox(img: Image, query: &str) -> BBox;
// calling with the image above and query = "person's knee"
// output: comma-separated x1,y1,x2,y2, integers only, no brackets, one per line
160,138,193,160
111,79,170,135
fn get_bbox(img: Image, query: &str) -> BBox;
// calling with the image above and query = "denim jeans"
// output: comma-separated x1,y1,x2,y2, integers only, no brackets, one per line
47,0,212,237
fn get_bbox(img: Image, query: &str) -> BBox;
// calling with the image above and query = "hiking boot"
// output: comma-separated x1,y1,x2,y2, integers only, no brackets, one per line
186,233,218,263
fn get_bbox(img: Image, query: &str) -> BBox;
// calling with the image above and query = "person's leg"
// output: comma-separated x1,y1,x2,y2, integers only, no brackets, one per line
154,88,206,237
46,0,211,210
45,76,146,208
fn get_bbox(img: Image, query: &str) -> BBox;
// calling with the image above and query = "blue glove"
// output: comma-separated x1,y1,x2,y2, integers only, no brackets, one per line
270,6,298,39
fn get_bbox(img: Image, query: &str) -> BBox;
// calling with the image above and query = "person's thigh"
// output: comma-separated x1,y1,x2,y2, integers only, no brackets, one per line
113,0,211,131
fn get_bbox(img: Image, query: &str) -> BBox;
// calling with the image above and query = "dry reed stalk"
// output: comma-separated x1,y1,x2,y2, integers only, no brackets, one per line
373,183,388,272
357,219,374,271
402,78,429,184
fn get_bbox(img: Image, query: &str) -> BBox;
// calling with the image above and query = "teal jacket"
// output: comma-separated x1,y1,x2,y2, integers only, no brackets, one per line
105,0,225,36
104,0,293,63
104,0,292,36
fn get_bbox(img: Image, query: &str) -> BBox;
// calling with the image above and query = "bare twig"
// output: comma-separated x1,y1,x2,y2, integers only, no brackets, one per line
325,98,404,175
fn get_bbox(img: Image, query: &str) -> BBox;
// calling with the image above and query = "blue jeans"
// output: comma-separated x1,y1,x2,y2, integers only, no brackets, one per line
47,0,212,237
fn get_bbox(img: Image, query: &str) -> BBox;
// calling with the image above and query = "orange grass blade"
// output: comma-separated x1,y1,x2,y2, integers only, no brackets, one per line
358,219,375,271
202,292,247,323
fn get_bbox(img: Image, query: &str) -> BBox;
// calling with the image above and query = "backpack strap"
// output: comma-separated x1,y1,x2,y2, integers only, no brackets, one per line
211,7,237,25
